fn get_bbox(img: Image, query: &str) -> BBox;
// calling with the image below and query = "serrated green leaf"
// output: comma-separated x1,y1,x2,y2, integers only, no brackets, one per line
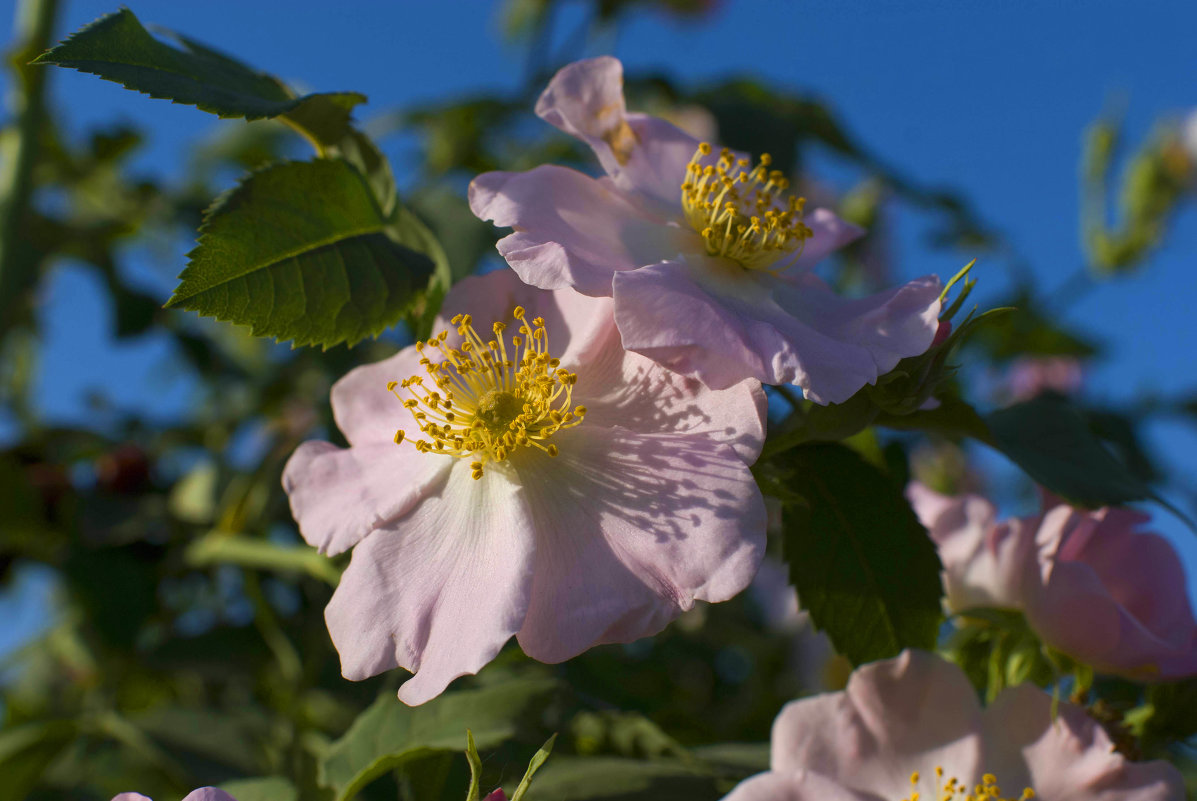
319,678,558,801
987,395,1169,510
778,443,944,665
167,159,434,348
33,8,364,138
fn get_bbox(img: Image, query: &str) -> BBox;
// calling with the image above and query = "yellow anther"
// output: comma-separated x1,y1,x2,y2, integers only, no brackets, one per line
911,773,921,786
386,306,584,469
680,144,812,272
394,430,405,444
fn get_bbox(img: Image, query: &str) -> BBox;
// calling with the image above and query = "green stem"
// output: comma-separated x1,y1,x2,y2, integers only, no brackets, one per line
0,0,60,336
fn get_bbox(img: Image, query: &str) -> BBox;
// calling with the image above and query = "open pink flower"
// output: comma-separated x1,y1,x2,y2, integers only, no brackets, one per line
113,791,236,801
283,269,766,705
469,56,942,403
908,484,1197,680
724,650,1184,801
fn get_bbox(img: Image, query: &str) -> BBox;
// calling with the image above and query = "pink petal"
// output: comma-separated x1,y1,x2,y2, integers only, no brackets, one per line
769,272,943,402
513,425,765,663
429,269,616,370
780,208,866,277
469,165,682,296
533,56,703,209
770,650,984,794
906,483,1030,611
722,771,877,801
574,329,767,464
1026,505,1197,679
181,791,239,801
329,343,436,448
983,684,1185,801
111,795,154,801
282,441,451,556
1060,509,1197,654
612,259,941,399
324,460,534,705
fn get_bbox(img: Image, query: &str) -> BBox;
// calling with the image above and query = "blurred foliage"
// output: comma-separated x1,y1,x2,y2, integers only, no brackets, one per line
3,0,1197,798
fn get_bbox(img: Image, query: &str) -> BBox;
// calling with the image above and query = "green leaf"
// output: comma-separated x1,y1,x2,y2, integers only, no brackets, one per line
1132,678,1197,749
319,678,559,801
166,159,435,348
776,443,944,665
219,777,298,801
0,721,79,801
465,730,484,801
987,395,1168,510
874,395,994,444
510,734,557,801
184,531,341,586
33,9,364,138
527,757,723,801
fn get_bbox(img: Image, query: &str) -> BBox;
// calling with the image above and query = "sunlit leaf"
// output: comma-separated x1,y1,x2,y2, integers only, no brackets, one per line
320,679,559,801
33,8,364,145
166,159,435,348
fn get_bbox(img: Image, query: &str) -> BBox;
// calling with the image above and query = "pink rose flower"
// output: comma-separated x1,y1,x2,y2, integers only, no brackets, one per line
908,484,1197,680
469,56,943,403
724,650,1184,801
283,269,766,705
112,791,236,801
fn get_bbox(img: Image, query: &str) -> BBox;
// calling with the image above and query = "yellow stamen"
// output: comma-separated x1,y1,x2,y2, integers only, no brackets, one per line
386,308,585,478
902,766,1033,801
680,143,813,273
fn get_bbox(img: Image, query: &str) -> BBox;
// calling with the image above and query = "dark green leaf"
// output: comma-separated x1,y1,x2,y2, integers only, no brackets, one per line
33,9,364,133
987,395,1159,508
527,757,723,801
874,395,994,444
166,159,435,348
319,678,559,801
689,743,770,781
1134,678,1197,749
777,443,944,665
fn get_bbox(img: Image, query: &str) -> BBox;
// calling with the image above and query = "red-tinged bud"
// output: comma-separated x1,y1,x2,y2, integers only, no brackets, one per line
931,320,952,347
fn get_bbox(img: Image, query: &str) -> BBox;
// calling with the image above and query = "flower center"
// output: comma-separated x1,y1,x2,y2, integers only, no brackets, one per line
387,306,586,479
680,142,813,273
901,768,1035,801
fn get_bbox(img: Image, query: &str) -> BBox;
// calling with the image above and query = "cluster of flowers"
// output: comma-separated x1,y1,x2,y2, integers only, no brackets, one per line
116,57,1195,801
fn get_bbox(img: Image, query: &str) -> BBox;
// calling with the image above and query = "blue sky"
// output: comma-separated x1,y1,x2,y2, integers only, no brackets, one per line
3,0,1197,649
